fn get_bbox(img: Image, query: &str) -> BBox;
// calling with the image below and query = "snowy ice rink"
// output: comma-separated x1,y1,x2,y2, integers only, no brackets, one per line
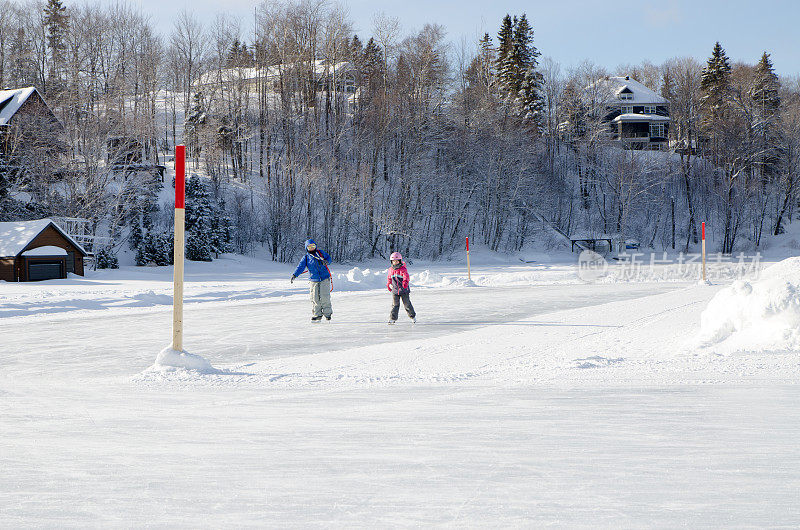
2,254,800,526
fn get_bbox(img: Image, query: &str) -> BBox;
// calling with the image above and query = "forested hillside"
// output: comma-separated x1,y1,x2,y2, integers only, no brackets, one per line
1,0,798,261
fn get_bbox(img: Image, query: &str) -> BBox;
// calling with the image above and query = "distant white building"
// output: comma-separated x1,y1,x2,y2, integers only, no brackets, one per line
196,60,357,95
600,76,670,150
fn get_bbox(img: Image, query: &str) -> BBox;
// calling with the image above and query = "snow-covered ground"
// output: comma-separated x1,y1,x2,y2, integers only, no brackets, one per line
2,249,800,526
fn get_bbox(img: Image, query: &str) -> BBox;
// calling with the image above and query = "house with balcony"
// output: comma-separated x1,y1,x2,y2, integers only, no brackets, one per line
599,76,670,150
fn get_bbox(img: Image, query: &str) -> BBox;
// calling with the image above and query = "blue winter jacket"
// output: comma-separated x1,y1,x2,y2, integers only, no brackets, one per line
293,239,332,281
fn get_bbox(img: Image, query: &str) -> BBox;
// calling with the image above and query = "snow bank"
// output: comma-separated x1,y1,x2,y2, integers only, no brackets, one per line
152,346,217,373
331,267,480,291
698,257,800,352
130,290,173,305
437,276,477,288
413,269,443,285
333,267,385,291
332,264,576,291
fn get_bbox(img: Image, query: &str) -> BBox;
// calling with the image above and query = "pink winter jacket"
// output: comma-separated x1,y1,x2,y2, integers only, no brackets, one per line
386,263,410,295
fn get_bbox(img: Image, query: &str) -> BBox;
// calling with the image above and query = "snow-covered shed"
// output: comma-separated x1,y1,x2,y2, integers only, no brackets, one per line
0,219,88,281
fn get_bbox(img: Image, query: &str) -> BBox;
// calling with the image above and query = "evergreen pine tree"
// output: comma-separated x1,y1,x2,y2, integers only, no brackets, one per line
495,15,515,103
511,15,535,79
210,199,235,256
362,38,384,96
135,231,173,266
752,52,780,116
10,27,34,86
227,39,242,67
515,15,543,125
184,176,213,262
752,51,782,182
661,67,675,141
350,35,363,61
0,172,6,200
186,231,212,262
700,41,732,124
128,212,143,251
661,67,674,102
494,14,543,126
95,246,119,269
185,92,207,160
43,0,68,87
477,33,495,96
559,81,586,140
700,41,732,158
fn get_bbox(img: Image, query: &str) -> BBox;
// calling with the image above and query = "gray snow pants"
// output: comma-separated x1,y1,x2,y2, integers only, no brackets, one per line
390,292,415,321
310,278,333,317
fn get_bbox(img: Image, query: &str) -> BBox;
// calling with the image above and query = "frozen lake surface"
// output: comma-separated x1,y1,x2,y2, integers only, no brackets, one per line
2,257,799,526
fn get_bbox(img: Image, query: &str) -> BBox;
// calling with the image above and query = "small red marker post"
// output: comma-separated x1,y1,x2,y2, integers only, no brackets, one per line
466,236,471,281
173,145,186,351
701,221,706,282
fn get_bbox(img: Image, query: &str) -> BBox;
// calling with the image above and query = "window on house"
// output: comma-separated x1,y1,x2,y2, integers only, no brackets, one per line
644,105,656,114
621,105,633,114
649,123,665,138
618,92,633,100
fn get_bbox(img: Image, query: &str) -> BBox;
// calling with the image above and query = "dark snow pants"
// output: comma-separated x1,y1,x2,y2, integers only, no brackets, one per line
390,292,415,321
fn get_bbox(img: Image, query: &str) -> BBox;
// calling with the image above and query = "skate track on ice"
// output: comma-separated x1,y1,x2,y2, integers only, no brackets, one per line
5,282,679,386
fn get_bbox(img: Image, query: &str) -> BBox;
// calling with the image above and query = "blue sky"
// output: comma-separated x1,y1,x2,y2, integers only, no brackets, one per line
108,0,800,75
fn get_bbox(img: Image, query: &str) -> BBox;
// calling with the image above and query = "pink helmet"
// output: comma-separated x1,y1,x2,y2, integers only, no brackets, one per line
390,252,403,261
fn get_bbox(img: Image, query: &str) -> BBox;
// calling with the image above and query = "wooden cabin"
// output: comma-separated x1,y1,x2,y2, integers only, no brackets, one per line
0,87,65,156
0,219,88,281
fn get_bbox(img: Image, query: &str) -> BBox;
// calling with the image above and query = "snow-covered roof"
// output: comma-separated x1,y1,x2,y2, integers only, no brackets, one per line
598,76,668,105
22,245,68,256
569,232,618,240
612,113,671,123
0,219,88,257
0,87,39,125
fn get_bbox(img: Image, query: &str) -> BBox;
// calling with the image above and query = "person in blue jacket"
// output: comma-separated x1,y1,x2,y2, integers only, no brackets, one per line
291,239,333,321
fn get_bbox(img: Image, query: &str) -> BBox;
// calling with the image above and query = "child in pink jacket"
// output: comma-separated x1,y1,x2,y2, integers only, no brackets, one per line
386,252,416,324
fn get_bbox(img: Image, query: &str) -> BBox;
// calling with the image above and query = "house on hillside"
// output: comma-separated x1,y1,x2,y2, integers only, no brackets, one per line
0,87,61,128
0,87,64,150
0,218,88,281
600,76,670,150
0,87,67,177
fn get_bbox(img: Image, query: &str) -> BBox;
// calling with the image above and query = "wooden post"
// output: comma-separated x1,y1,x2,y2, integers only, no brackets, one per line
671,197,675,250
172,145,186,351
466,236,471,281
701,221,706,282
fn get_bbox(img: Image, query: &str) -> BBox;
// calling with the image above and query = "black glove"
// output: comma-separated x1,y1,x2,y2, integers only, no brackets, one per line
290,275,296,283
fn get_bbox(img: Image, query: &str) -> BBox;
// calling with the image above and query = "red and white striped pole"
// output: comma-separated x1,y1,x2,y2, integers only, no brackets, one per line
466,236,471,281
701,221,706,282
172,145,186,351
